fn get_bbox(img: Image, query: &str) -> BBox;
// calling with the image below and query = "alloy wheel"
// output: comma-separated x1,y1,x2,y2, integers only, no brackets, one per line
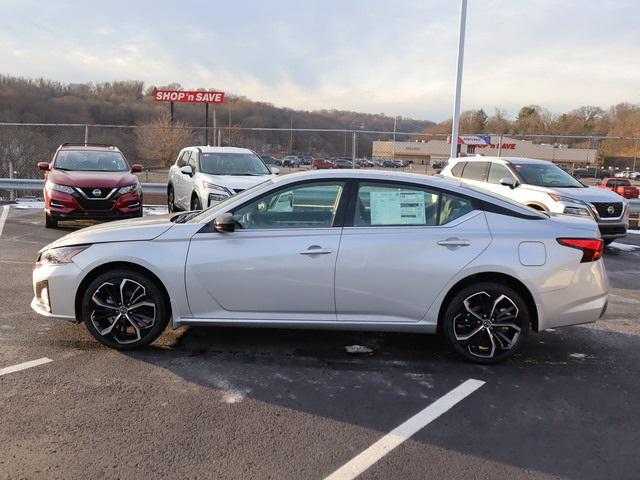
452,291,522,359
89,278,157,345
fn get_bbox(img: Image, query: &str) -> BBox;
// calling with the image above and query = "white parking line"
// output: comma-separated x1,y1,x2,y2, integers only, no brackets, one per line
0,357,53,377
0,205,9,238
323,378,485,480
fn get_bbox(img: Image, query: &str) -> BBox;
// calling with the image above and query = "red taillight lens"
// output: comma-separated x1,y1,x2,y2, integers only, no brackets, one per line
557,238,604,262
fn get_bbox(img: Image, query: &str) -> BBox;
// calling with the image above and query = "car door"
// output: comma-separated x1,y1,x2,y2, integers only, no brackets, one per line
335,181,491,323
185,180,348,321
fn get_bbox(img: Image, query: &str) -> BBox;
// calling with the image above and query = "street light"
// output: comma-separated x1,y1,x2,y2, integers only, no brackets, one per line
450,0,468,159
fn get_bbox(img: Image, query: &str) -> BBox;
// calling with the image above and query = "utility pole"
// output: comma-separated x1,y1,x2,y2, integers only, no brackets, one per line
392,116,398,161
450,0,468,159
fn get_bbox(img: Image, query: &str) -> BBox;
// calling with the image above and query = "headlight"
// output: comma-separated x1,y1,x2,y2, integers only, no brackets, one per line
118,183,140,194
202,181,231,195
45,181,74,195
563,206,592,217
37,245,90,265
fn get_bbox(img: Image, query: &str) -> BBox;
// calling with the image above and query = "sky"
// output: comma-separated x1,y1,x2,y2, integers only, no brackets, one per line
1,0,639,122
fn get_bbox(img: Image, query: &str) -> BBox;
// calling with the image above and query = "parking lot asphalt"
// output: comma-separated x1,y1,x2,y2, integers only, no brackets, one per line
1,206,640,480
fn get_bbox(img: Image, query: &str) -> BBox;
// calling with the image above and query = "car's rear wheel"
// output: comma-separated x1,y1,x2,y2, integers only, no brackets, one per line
45,212,57,228
81,269,169,350
191,194,202,211
442,282,529,364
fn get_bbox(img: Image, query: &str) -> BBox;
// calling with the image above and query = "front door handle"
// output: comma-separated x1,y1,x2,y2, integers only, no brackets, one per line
437,238,471,247
299,245,333,255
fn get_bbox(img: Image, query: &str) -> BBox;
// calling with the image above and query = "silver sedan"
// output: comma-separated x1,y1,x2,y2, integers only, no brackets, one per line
31,170,609,363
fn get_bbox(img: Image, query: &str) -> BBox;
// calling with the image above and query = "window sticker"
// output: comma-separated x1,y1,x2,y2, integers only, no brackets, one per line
370,190,426,225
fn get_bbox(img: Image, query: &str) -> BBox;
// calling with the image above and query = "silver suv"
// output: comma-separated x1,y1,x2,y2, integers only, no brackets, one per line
441,156,629,244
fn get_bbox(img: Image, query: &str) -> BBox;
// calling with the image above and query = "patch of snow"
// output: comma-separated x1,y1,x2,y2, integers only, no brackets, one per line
609,242,640,251
570,353,586,359
628,230,640,235
345,345,373,354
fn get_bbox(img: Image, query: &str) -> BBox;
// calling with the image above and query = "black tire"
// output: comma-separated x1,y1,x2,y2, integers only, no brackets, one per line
167,185,179,213
81,269,170,350
442,282,529,364
604,239,614,246
45,212,58,228
191,194,202,211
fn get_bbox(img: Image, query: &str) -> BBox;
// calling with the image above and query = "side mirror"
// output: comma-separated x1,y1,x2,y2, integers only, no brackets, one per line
38,162,50,171
499,177,518,189
213,212,236,233
180,165,193,176
131,164,143,173
270,166,280,175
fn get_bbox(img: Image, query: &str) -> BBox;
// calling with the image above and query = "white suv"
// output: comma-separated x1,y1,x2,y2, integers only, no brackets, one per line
167,146,278,211
441,156,629,244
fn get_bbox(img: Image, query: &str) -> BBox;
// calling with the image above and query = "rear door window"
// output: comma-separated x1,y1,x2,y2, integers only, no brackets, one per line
354,182,475,227
461,162,490,181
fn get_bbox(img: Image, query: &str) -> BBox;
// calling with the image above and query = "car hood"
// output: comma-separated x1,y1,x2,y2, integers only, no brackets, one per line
44,214,176,250
199,173,274,191
521,184,625,203
48,169,139,188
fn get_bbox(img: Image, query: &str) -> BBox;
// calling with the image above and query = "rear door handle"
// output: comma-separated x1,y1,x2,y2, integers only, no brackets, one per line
437,238,471,247
299,245,333,255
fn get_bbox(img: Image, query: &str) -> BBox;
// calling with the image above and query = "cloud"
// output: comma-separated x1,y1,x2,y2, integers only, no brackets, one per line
0,0,638,121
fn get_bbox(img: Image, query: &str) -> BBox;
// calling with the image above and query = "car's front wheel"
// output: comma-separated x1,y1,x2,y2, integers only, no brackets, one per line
191,194,202,211
81,269,169,349
442,282,529,364
44,212,57,228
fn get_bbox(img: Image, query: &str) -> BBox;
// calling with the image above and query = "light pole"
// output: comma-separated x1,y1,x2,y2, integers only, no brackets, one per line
450,0,468,159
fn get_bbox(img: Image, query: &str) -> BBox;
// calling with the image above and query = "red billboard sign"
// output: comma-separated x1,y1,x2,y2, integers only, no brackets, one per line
153,89,225,103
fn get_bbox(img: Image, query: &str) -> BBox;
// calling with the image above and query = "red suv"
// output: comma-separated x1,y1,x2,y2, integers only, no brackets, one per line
311,158,336,169
38,143,143,228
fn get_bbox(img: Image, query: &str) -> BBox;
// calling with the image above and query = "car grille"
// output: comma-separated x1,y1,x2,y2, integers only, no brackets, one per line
591,202,623,218
77,187,115,199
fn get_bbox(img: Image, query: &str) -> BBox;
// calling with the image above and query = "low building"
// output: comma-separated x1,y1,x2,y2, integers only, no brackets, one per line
372,136,597,167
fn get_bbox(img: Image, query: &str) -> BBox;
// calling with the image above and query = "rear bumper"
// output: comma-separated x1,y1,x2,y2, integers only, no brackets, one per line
536,259,609,330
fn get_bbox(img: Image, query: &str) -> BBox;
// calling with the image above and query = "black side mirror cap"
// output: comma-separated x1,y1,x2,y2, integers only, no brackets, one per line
213,212,236,232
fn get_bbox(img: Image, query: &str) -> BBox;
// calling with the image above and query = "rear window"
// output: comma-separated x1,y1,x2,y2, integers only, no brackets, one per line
461,161,490,181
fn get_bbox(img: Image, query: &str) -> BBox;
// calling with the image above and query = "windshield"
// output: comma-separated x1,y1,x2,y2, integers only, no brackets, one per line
200,152,271,175
512,163,584,188
186,178,274,223
54,150,129,172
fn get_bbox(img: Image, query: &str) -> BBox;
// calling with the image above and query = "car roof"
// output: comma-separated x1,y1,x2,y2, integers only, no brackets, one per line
450,156,552,165
187,146,254,154
58,144,120,152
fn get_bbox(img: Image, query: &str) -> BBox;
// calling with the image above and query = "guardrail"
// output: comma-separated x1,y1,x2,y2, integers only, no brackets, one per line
0,178,166,195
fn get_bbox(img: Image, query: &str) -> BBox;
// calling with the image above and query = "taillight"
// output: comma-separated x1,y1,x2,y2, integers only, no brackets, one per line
557,238,604,262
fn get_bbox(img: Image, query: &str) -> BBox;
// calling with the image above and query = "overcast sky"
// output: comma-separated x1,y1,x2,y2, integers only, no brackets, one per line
1,0,638,121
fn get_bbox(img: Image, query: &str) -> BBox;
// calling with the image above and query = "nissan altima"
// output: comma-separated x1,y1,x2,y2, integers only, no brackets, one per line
31,170,609,363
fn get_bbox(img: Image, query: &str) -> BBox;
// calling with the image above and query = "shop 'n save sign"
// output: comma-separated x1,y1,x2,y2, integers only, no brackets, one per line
153,90,225,103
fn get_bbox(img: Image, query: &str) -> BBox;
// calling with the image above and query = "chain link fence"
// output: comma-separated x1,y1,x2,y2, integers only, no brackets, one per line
1,122,639,200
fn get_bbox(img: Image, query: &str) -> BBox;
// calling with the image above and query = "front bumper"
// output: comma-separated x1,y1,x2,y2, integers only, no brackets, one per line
31,261,83,321
46,189,142,221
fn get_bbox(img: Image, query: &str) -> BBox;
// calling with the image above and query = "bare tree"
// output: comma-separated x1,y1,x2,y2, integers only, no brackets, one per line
135,115,194,167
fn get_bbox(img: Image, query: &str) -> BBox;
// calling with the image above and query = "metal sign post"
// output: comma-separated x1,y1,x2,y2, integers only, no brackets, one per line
450,0,468,159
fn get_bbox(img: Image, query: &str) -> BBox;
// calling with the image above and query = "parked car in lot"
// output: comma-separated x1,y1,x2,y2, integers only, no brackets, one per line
32,169,608,364
167,146,277,212
597,178,639,199
382,160,401,168
441,156,629,244
334,159,354,169
38,143,143,228
312,158,336,169
281,156,301,167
